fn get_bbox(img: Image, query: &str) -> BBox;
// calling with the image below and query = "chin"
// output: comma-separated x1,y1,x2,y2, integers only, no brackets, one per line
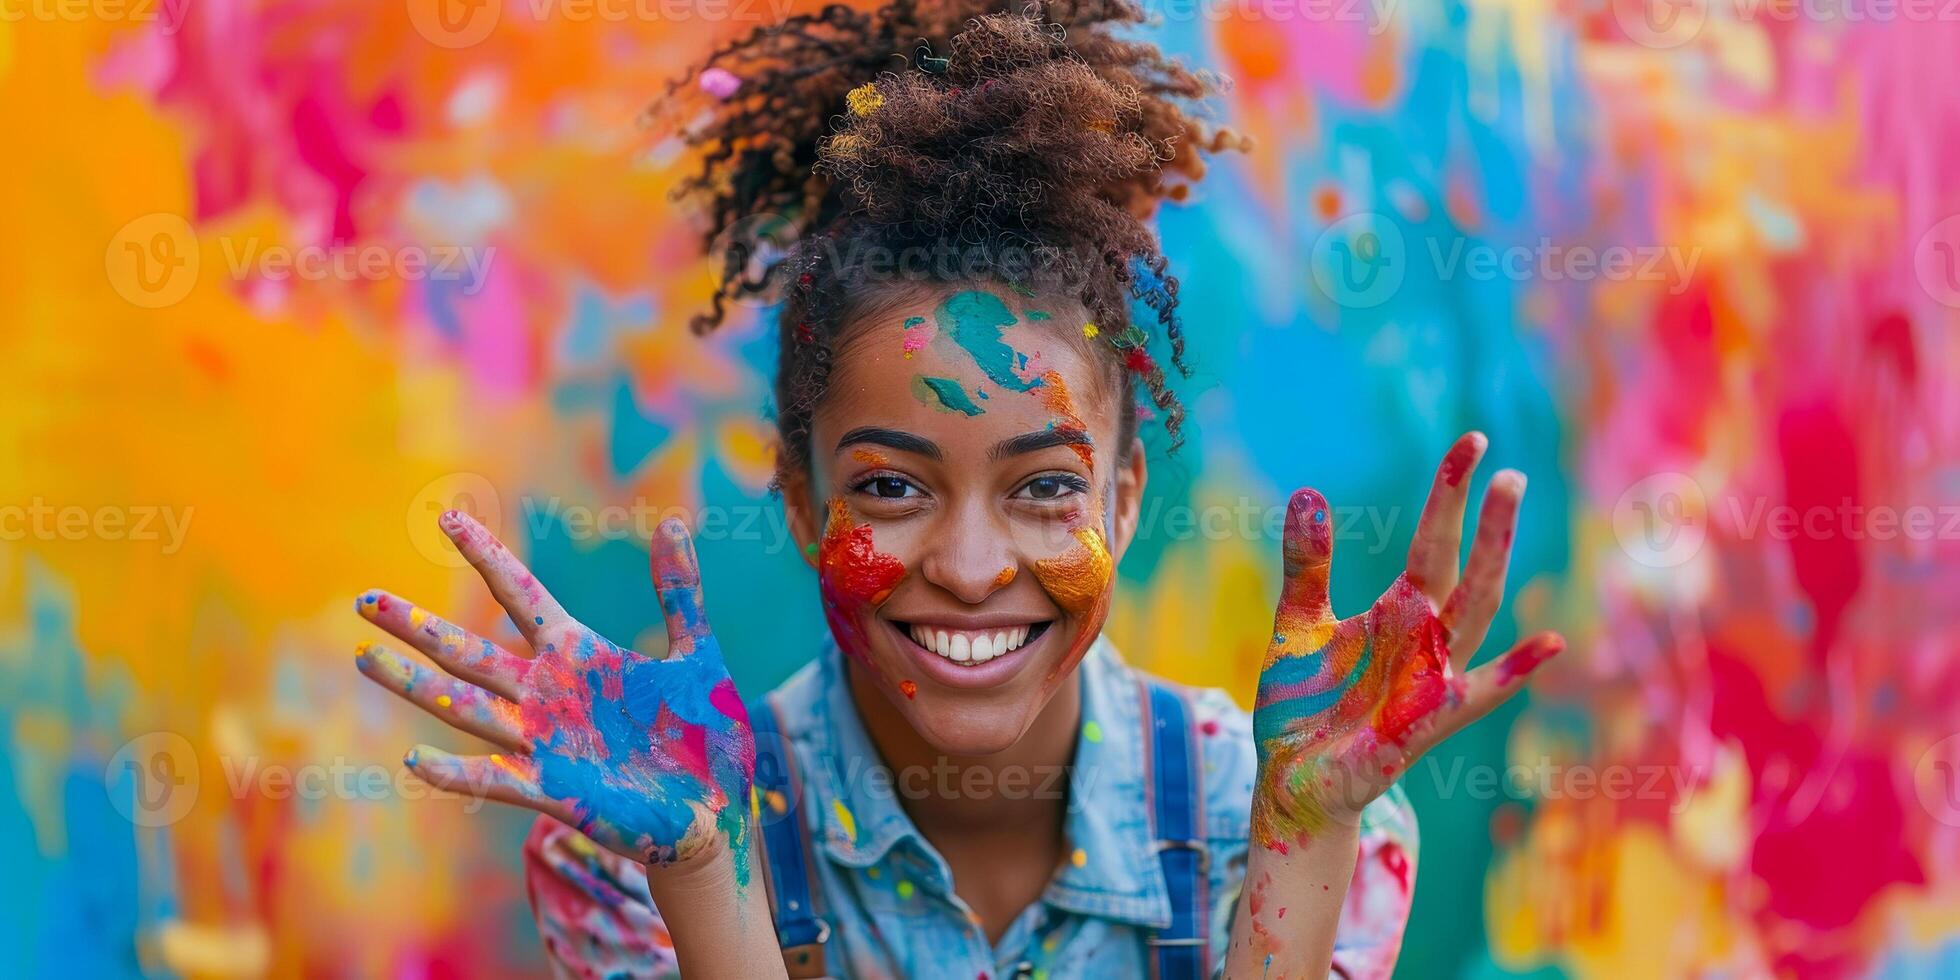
854,611,1098,758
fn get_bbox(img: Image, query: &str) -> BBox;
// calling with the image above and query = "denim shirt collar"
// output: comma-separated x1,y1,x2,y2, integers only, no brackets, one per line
776,637,1173,930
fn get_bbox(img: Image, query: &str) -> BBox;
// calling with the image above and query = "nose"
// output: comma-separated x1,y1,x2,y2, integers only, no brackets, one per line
916,498,1020,605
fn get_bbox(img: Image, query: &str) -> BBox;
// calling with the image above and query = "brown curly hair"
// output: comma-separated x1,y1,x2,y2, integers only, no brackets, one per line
660,0,1246,480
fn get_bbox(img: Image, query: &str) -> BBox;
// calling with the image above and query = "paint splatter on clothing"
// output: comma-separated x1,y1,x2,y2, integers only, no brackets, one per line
525,639,1417,978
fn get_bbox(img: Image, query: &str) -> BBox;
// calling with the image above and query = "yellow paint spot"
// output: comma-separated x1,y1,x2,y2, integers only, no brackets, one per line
1071,847,1088,867
846,83,884,116
441,632,463,652
435,695,453,709
750,786,762,820
896,880,916,900
408,606,429,628
1083,720,1103,743
1082,322,1100,338
833,799,858,841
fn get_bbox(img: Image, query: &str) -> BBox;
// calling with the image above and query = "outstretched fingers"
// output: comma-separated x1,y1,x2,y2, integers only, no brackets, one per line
1439,470,1526,668
649,517,715,659
1276,488,1337,632
438,509,575,651
1406,432,1488,606
355,589,530,699
356,642,526,750
404,744,572,823
1424,631,1565,748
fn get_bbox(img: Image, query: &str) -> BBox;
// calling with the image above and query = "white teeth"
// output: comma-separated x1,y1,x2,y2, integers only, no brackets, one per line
906,623,1040,665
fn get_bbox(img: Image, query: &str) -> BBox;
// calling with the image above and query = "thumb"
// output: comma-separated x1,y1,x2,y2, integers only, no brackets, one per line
649,517,713,658
1276,488,1336,631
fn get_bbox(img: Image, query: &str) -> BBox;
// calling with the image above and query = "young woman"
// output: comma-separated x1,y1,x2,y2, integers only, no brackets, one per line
351,2,1563,977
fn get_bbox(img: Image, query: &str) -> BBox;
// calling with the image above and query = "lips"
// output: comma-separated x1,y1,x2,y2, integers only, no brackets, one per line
901,621,1049,665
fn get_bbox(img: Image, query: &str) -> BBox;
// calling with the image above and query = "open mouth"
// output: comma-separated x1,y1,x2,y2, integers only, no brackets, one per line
894,620,1052,666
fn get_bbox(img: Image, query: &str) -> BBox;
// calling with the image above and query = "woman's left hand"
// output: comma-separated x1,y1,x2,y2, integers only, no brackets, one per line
1250,432,1564,849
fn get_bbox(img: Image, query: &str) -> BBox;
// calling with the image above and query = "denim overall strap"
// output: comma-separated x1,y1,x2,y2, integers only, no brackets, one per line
1141,679,1209,979
750,699,831,978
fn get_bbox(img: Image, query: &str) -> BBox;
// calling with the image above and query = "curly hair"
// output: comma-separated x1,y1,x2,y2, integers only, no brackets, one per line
659,0,1246,480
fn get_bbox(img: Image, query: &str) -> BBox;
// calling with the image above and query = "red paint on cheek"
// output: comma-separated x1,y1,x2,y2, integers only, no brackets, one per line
899,680,917,699
816,499,906,668
818,500,905,605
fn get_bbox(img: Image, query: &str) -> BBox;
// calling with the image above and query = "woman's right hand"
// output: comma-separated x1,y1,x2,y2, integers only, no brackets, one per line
354,510,756,867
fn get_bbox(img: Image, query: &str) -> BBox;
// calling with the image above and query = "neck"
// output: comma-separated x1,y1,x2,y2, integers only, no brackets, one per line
844,660,1082,842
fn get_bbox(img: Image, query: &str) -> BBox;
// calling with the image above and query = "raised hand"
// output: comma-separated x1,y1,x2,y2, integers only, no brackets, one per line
353,510,755,871
1250,433,1564,851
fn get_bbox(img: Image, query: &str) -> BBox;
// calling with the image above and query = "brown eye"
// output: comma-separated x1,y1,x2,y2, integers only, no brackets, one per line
866,476,916,499
1017,474,1088,502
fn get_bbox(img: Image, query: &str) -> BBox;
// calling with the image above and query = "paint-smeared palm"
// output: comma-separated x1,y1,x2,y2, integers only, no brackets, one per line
353,511,755,871
1251,433,1564,851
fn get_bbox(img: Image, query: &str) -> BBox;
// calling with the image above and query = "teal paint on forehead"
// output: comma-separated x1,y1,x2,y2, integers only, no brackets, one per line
917,376,985,416
934,291,1040,393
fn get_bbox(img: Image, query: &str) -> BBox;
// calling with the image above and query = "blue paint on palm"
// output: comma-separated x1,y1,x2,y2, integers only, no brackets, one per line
1252,636,1374,748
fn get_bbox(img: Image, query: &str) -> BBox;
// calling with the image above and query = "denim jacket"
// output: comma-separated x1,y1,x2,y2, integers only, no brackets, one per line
524,638,1418,978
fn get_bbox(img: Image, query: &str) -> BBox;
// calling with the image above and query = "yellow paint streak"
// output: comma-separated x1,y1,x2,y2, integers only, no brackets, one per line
1031,527,1112,617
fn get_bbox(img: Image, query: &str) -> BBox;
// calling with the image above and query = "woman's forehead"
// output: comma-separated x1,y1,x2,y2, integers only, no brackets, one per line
816,286,1119,452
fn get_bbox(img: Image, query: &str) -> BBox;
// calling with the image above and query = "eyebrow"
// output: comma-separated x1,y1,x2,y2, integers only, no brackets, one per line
836,426,943,460
989,428,1094,461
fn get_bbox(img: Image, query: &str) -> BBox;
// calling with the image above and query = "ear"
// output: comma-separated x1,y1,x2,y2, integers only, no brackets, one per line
1108,437,1148,564
779,463,822,569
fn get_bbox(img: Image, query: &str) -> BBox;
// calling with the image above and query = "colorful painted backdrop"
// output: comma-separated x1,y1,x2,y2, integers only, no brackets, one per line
3,0,1956,976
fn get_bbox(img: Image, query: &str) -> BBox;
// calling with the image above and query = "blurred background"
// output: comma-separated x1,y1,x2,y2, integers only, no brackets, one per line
3,0,1957,976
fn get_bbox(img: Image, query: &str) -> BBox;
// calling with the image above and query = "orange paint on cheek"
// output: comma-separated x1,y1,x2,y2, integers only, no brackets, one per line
992,565,1017,588
1031,526,1112,616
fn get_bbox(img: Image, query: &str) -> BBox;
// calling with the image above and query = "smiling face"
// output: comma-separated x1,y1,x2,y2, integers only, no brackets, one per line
782,283,1147,757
